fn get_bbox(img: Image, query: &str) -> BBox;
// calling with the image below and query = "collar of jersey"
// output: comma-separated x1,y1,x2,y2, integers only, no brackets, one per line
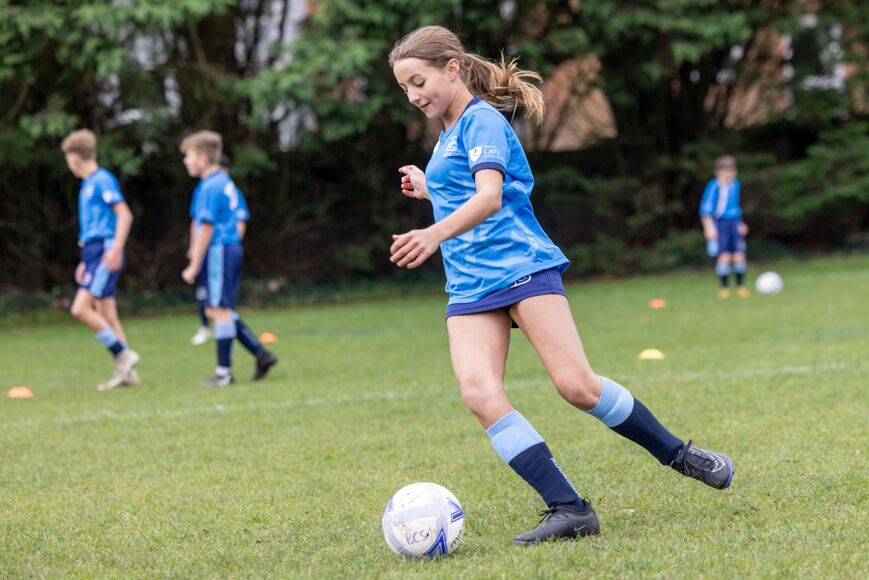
439,96,482,140
201,169,227,184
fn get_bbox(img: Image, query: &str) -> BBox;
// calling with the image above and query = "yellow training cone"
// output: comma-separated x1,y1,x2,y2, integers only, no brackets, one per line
259,332,278,344
638,348,666,360
7,386,34,399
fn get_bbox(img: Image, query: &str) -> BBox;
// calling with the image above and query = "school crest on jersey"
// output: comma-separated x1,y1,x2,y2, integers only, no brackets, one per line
442,136,459,157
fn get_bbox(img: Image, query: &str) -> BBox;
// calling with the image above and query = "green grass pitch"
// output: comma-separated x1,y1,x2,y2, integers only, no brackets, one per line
1,256,867,577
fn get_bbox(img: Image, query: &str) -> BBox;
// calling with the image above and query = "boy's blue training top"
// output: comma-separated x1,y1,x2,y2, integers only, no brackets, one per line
193,170,242,247
699,178,743,220
78,168,125,243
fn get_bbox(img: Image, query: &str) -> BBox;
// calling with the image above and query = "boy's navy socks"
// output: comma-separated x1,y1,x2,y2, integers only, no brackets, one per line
716,262,731,288
734,261,747,286
199,306,209,327
214,321,236,369
235,318,263,356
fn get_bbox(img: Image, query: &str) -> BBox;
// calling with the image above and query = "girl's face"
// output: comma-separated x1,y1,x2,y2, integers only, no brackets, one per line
392,57,460,121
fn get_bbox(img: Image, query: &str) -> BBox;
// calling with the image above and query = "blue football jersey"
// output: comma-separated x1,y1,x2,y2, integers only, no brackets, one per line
190,179,249,224
699,178,743,220
424,97,568,304
189,181,203,221
78,168,125,243
194,170,242,247
235,187,250,222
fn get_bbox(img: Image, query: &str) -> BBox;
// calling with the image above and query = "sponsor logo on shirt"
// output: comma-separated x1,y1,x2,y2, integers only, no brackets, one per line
102,190,118,204
470,145,503,165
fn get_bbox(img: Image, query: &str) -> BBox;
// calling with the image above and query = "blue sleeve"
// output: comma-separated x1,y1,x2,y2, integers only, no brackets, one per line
699,180,716,217
198,184,221,224
235,188,250,222
97,173,124,207
732,179,742,212
189,187,199,219
462,110,510,175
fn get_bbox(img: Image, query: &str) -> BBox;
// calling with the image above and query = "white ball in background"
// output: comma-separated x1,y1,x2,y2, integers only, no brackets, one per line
756,271,784,295
382,482,465,558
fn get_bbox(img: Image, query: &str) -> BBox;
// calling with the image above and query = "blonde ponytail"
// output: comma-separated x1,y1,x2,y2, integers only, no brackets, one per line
463,53,545,125
389,26,545,125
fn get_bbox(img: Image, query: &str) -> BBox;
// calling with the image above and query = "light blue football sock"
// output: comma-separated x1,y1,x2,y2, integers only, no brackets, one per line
486,411,582,508
587,377,683,465
95,326,125,356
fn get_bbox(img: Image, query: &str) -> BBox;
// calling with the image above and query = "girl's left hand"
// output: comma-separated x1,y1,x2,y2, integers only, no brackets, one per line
738,222,749,236
390,228,441,269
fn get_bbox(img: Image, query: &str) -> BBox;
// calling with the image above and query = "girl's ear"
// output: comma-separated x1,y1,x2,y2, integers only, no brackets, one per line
446,58,461,80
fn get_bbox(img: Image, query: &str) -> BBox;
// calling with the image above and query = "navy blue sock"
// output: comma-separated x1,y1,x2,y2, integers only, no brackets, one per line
199,305,209,327
214,321,236,371
611,400,684,464
95,327,125,357
487,411,583,508
716,262,731,288
734,260,747,286
586,377,684,465
234,316,263,356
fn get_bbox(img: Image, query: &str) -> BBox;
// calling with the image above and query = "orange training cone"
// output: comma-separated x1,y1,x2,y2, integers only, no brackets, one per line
259,332,278,344
7,386,34,399
649,298,667,309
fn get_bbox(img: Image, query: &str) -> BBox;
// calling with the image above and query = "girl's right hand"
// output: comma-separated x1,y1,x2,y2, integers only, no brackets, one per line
399,165,429,200
74,262,85,284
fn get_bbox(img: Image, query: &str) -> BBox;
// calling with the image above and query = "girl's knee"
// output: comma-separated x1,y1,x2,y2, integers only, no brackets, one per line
458,376,505,416
553,371,601,411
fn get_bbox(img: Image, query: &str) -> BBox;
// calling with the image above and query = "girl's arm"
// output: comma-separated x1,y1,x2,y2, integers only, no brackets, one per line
390,169,503,269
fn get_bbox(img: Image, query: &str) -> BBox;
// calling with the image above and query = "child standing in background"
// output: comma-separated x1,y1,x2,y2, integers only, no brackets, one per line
700,155,750,299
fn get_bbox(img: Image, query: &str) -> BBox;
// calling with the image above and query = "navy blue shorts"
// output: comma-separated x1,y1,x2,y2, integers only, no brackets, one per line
446,268,567,326
716,218,746,254
79,239,122,299
197,243,243,309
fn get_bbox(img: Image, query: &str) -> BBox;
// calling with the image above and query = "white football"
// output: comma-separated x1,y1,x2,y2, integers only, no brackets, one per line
756,271,784,295
381,482,465,558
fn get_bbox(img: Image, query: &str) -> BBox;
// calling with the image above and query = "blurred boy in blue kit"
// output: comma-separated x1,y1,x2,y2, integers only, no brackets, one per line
699,155,750,299
189,153,250,346
61,129,140,391
181,131,277,387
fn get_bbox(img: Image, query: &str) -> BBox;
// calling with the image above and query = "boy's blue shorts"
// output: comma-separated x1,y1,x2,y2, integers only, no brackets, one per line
445,267,567,327
716,218,746,254
79,239,122,299
196,243,243,309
